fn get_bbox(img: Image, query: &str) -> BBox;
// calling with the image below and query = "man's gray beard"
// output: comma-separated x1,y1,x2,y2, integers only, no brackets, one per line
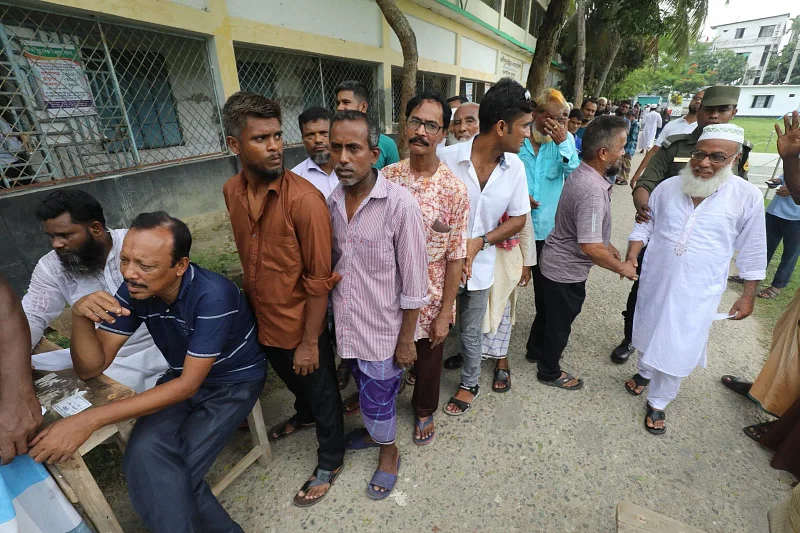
311,151,330,166
680,163,733,198
531,128,552,145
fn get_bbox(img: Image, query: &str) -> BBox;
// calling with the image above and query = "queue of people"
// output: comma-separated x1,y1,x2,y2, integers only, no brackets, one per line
1,75,799,532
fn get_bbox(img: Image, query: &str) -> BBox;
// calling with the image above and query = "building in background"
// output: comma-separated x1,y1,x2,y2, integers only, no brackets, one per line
710,14,790,85
0,0,563,294
734,85,800,117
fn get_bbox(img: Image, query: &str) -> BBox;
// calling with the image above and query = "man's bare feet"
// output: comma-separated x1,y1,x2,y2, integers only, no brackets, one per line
445,387,477,414
646,412,665,430
268,416,313,441
625,377,647,395
343,392,360,414
372,445,399,493
492,358,510,392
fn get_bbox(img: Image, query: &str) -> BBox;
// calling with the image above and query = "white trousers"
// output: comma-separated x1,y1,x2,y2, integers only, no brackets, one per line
638,359,683,410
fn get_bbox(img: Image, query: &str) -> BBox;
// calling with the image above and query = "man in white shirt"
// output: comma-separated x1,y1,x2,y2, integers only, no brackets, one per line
24,190,167,392
638,106,663,153
630,90,704,188
291,107,338,198
623,124,766,435
438,78,532,415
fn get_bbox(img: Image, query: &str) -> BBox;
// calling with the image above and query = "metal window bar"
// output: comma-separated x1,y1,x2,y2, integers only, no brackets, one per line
390,68,452,123
504,0,529,29
0,2,225,190
459,78,492,104
234,45,382,146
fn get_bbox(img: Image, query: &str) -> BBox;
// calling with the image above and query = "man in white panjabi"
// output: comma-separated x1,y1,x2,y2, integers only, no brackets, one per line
24,190,167,393
638,106,663,153
623,124,767,435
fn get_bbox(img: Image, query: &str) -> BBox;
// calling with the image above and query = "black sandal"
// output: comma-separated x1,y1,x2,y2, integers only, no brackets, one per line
292,465,344,507
645,404,666,435
625,373,650,396
492,367,511,393
721,375,752,397
443,383,480,416
343,392,360,416
336,364,351,390
538,372,584,390
743,421,775,444
268,415,314,441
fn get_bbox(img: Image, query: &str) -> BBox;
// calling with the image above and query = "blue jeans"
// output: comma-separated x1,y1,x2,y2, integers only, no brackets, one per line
457,287,490,388
766,213,800,289
123,373,266,533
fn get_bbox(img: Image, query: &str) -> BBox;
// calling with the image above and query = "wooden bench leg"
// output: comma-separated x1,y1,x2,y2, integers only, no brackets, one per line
54,454,124,533
247,400,271,467
113,419,136,454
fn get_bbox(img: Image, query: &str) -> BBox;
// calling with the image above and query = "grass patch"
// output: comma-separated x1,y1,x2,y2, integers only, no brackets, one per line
731,117,782,154
191,250,241,278
751,238,800,334
44,329,70,349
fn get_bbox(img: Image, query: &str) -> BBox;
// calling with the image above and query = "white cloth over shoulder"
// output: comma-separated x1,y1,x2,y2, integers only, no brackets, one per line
22,229,167,393
640,111,663,150
630,174,767,377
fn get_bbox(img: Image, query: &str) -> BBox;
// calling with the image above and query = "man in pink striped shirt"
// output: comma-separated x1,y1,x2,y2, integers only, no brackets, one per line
328,110,429,500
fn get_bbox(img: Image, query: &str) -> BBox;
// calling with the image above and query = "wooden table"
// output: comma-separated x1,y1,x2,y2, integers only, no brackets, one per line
35,369,134,533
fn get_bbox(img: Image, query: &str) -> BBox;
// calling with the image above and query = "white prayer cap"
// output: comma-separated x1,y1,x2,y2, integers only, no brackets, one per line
697,124,744,144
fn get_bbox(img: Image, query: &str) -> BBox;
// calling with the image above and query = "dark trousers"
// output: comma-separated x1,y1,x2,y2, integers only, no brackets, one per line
526,273,586,381
263,329,345,470
621,247,646,342
411,338,444,418
532,240,546,315
123,373,265,533
766,213,800,288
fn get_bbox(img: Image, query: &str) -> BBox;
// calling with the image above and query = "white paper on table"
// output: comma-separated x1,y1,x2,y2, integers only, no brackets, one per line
52,394,92,417
712,312,738,321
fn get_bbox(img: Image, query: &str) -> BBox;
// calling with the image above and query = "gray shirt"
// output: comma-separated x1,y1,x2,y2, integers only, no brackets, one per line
540,162,612,283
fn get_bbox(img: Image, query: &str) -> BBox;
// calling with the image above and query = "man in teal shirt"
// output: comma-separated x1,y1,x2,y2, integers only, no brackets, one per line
334,80,399,169
520,89,580,247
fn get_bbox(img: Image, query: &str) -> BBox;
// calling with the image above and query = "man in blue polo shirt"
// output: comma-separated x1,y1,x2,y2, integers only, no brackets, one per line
28,211,265,533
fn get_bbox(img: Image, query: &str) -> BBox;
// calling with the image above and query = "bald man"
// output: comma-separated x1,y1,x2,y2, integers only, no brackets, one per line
451,103,480,143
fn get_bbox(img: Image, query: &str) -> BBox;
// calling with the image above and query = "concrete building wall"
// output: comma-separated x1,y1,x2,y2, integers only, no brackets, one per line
736,85,800,117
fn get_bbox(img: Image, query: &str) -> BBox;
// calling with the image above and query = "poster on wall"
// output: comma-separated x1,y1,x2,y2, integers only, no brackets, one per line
22,41,97,118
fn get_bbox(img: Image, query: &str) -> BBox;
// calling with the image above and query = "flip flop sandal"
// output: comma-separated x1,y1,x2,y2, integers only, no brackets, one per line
538,372,584,391
346,428,381,450
343,392,361,416
268,415,314,442
336,364,351,390
492,367,511,393
413,415,435,446
721,375,752,398
443,384,480,416
404,366,417,386
645,404,666,435
292,464,344,507
366,456,401,500
625,373,650,396
727,275,745,284
743,421,775,444
758,287,781,299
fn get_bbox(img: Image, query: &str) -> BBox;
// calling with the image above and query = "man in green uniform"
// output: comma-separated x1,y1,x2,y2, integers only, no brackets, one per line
610,85,752,364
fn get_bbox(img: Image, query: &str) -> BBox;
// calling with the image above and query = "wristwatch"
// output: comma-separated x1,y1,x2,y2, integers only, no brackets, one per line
480,235,490,251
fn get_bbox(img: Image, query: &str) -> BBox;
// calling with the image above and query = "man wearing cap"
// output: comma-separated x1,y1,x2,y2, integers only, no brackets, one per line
622,124,766,435
610,85,752,364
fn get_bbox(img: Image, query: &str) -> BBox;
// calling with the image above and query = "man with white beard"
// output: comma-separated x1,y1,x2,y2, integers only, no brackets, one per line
623,124,767,435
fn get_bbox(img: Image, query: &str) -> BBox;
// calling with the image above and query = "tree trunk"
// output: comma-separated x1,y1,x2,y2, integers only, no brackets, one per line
594,37,621,97
525,0,570,97
376,0,417,159
572,0,586,108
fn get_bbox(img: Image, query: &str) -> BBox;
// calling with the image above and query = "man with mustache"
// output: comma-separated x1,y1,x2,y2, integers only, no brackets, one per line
334,80,399,170
28,212,267,533
23,189,167,392
525,116,638,390
292,106,338,198
381,91,469,445
629,90,704,189
575,97,598,140
327,110,428,498
623,124,766,435
611,86,750,365
222,92,344,507
437,78,533,415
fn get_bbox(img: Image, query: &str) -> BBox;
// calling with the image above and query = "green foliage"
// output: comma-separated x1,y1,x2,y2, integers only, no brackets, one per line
609,42,748,99
762,39,798,85
191,251,240,277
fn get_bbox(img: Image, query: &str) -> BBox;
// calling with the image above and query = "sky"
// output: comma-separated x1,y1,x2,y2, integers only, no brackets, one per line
702,0,797,43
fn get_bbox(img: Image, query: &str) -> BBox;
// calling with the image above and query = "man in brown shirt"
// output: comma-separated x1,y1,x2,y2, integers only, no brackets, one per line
222,92,344,507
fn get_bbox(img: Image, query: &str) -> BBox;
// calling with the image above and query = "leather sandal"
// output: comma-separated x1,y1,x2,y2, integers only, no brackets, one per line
292,465,343,507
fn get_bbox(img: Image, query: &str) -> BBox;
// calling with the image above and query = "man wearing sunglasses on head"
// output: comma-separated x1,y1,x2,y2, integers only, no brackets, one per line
610,85,752,365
